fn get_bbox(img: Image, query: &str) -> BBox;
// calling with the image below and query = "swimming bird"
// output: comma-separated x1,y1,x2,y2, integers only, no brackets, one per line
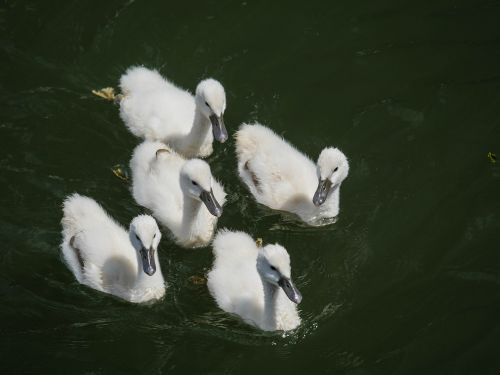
130,140,226,248
118,66,228,158
235,123,349,225
207,230,302,331
60,194,165,303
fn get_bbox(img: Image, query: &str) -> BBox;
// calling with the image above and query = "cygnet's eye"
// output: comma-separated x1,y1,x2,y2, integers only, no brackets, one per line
270,265,277,271
135,234,140,241
153,232,156,239
192,180,198,186
334,167,339,172
205,101,210,108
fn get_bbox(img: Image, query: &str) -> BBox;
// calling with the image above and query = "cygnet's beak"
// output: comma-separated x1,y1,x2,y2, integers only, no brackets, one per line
278,277,302,304
209,114,228,143
313,178,333,206
200,189,223,217
140,247,156,276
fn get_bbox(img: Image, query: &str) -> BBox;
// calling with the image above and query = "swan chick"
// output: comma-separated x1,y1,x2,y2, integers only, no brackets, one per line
118,66,228,158
207,230,302,331
60,194,166,303
130,141,227,248
235,123,349,225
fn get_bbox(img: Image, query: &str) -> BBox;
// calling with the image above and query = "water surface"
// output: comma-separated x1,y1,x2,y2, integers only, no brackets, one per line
1,0,499,373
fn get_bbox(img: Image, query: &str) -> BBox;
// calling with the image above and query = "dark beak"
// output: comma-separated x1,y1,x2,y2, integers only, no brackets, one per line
313,178,333,206
209,114,228,143
278,277,302,304
200,189,223,217
140,247,156,276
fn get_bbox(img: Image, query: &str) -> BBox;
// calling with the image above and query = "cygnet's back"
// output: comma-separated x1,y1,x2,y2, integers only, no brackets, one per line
130,140,185,225
235,123,317,208
61,194,136,290
208,230,264,326
119,67,196,142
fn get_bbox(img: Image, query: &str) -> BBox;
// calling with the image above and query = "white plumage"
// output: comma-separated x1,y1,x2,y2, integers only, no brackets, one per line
119,66,228,158
130,140,227,248
235,123,349,225
60,194,166,303
207,230,302,331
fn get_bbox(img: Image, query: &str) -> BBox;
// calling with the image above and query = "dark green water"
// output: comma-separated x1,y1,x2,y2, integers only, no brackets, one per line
1,0,500,373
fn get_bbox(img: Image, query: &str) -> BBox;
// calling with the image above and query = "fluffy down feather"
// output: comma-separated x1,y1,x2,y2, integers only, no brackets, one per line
207,230,301,331
60,194,165,303
235,123,349,225
119,66,227,158
130,141,226,248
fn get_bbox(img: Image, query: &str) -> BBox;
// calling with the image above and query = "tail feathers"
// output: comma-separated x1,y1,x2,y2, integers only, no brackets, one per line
235,124,268,195
61,194,104,239
235,123,260,164
212,230,257,261
120,66,165,94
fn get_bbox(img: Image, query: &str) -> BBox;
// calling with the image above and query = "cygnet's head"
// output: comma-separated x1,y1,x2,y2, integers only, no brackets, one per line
313,147,349,206
195,78,228,143
129,215,161,276
180,159,223,217
257,244,302,304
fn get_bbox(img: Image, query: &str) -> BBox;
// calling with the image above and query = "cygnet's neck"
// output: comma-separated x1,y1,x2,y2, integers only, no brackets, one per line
261,276,280,331
135,249,162,288
180,194,209,245
178,108,213,157
296,183,341,224
319,185,340,216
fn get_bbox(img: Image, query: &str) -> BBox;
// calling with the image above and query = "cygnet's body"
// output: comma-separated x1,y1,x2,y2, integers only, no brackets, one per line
60,194,165,303
130,141,226,248
235,123,349,225
207,230,302,331
119,66,228,158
